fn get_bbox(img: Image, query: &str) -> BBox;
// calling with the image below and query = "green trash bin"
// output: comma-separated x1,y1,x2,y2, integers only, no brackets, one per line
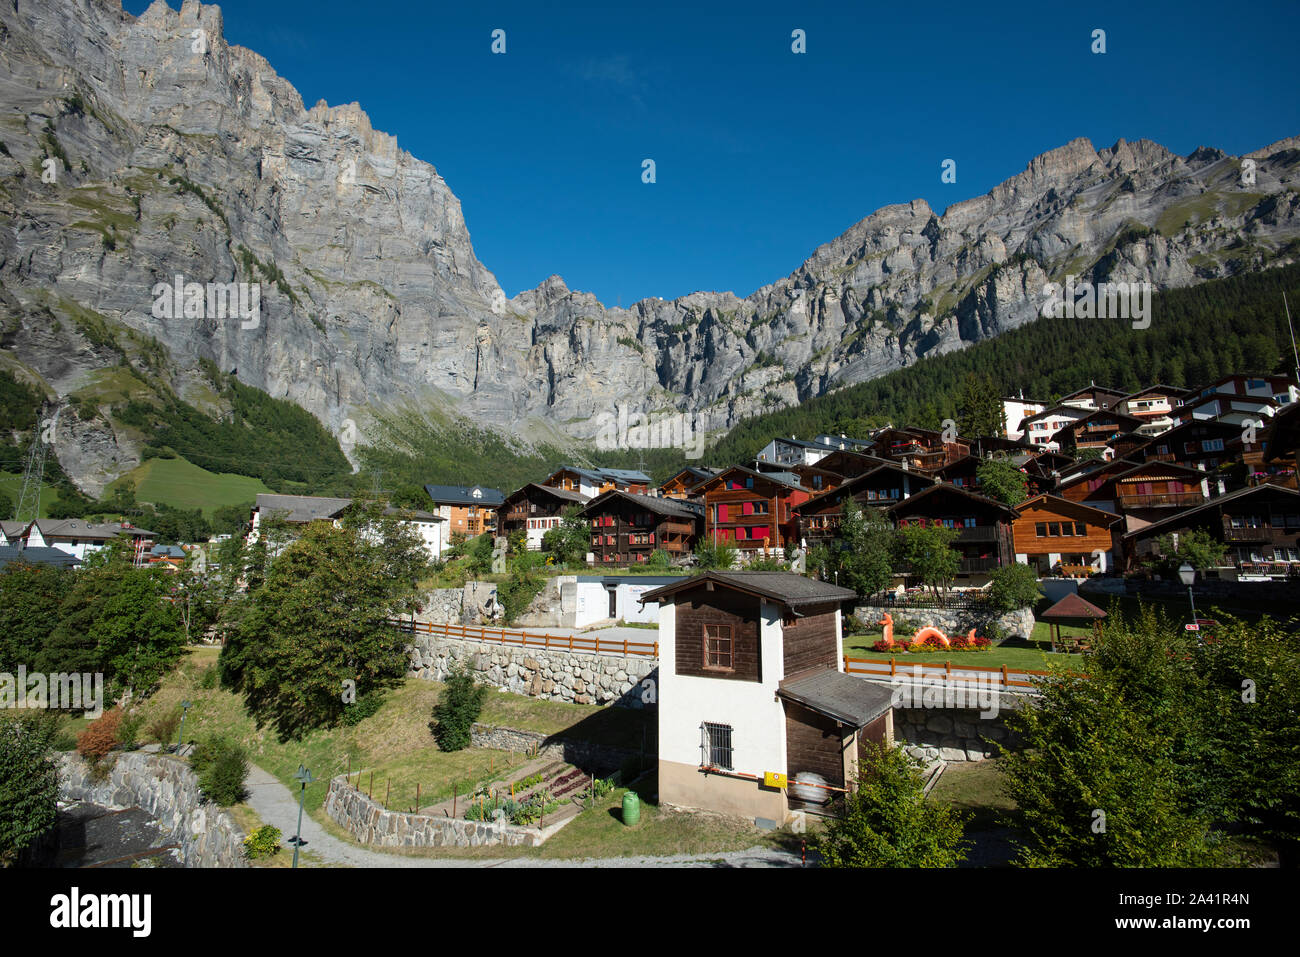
622,791,640,826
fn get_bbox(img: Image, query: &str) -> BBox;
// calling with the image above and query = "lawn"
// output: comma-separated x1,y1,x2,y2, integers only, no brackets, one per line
106,455,270,517
0,471,62,518
844,630,1078,671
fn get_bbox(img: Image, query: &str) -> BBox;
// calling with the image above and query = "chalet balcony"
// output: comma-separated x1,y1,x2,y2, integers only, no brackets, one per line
1115,491,1205,509
1223,525,1270,542
1145,452,1177,463
659,521,696,536
1237,561,1300,578
955,526,1000,543
958,557,1000,573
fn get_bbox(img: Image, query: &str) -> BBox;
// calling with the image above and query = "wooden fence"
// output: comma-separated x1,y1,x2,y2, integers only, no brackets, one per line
844,655,1052,691
388,618,658,658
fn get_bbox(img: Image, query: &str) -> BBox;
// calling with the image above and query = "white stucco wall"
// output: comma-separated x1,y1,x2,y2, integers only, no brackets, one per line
657,596,788,778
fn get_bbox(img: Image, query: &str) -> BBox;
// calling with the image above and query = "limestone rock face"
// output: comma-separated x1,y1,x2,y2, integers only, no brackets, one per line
2,0,1299,492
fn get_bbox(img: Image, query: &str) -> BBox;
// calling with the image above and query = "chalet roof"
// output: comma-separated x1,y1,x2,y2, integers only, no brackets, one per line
703,465,805,493
1040,592,1107,621
578,489,699,520
550,465,651,485
254,494,353,523
0,520,31,538
1264,402,1300,461
1122,484,1300,541
1014,494,1126,526
1111,461,1205,483
502,483,589,506
0,545,82,569
422,484,506,506
793,464,936,514
638,571,856,611
32,519,157,540
885,482,1015,517
1120,384,1192,402
661,467,721,488
778,667,895,728
764,436,840,451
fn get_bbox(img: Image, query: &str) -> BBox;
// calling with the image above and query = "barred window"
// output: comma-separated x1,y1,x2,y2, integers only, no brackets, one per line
701,722,733,770
704,624,733,671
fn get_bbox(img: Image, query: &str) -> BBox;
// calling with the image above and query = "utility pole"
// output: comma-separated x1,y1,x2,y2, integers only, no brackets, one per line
16,408,59,525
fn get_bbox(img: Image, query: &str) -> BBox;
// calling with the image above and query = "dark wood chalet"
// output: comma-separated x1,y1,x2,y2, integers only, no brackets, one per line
698,466,810,552
1122,484,1300,578
659,467,722,500
577,490,702,566
886,484,1016,580
497,483,589,549
793,464,935,544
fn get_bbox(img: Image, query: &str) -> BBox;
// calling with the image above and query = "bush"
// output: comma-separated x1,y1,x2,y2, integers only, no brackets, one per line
986,563,1043,612
243,825,281,860
429,664,488,751
814,742,969,867
148,709,182,746
198,665,219,690
339,689,385,727
76,708,123,762
117,710,145,750
0,714,60,866
190,735,248,805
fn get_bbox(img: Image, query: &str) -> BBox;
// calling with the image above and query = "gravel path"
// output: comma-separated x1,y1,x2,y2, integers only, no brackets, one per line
242,764,801,869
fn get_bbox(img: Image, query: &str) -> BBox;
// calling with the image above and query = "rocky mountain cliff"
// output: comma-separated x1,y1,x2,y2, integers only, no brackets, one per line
2,0,1299,494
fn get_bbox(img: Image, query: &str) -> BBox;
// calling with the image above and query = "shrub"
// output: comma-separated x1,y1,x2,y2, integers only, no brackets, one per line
429,664,488,751
198,665,219,690
986,563,1043,612
243,825,281,860
339,689,385,727
190,735,248,805
147,709,182,747
76,708,123,762
117,710,145,750
0,714,60,866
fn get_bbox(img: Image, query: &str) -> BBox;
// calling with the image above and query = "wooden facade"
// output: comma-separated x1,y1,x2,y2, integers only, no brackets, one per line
794,464,934,543
672,585,764,683
1012,494,1123,575
887,484,1015,577
579,490,701,566
782,601,840,678
699,466,809,551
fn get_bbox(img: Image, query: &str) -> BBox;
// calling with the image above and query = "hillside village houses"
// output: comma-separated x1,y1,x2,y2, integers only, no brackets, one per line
248,493,447,560
0,518,156,562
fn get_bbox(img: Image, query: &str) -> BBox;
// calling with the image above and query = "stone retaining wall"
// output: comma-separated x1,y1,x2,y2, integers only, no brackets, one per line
324,775,560,847
57,751,247,868
469,723,640,770
851,604,1035,642
407,634,657,707
893,703,1022,763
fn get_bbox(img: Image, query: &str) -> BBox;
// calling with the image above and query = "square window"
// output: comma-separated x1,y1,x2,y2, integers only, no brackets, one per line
704,624,734,671
1035,522,1047,537
1074,522,1086,536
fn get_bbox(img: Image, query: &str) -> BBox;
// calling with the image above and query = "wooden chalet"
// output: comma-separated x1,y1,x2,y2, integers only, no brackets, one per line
659,467,722,500
886,484,1015,580
1122,484,1300,578
1012,494,1125,576
793,463,935,544
497,483,589,550
578,490,702,566
543,466,651,498
698,466,810,552
1054,408,1147,456
872,427,970,472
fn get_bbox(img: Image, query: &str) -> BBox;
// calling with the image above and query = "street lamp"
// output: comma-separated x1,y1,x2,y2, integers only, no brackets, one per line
1178,563,1198,627
176,700,191,753
290,764,314,868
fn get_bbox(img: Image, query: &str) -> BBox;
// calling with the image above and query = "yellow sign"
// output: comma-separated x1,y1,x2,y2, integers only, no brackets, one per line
763,771,788,789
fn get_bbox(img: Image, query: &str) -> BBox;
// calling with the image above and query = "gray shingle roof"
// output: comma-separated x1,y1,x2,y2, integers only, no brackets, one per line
778,667,895,727
639,571,857,610
33,519,157,540
254,494,352,523
422,484,505,506
578,489,699,520
0,545,82,569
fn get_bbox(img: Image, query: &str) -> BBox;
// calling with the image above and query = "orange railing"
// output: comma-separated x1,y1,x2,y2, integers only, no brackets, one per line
843,655,1054,691
388,618,658,658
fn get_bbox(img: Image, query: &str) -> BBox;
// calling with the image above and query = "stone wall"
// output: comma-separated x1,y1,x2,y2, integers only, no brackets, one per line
469,723,641,771
324,775,559,847
851,604,1035,642
407,634,657,707
892,701,1023,762
57,751,247,868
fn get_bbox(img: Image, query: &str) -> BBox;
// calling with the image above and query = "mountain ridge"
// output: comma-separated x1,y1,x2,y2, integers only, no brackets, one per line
1,0,1298,496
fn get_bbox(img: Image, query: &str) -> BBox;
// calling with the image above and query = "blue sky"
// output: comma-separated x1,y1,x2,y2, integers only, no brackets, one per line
127,0,1300,307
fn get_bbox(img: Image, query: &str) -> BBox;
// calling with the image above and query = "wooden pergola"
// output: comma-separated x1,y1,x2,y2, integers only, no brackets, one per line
1040,592,1107,653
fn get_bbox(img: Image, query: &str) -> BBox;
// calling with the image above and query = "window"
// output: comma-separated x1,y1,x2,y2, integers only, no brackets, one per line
1035,522,1048,537
1202,438,1224,452
704,624,734,671
1048,522,1061,536
701,722,733,770
1074,522,1086,536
